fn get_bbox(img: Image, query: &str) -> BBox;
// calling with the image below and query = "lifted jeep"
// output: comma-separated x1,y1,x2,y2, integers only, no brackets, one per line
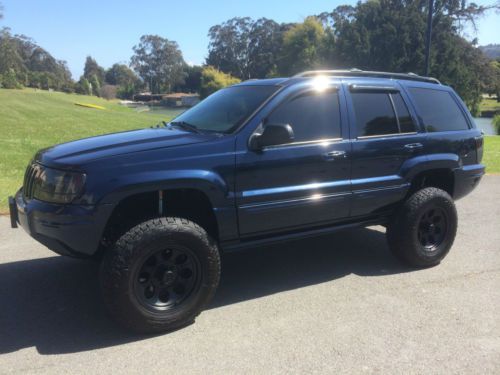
9,70,485,333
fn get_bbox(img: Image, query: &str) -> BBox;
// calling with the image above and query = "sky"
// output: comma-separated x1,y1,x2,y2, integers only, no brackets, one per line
1,0,499,79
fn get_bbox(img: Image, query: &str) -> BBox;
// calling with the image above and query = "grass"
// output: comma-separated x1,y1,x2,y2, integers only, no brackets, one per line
0,88,499,213
484,136,500,174
480,97,500,114
0,88,179,212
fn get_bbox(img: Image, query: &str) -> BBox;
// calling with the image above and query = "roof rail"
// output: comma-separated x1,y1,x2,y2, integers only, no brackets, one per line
293,69,441,84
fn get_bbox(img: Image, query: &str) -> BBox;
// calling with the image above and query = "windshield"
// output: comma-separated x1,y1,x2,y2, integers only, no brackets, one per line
170,85,279,133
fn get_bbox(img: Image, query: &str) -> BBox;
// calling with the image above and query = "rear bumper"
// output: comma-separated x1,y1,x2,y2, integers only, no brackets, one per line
10,189,114,257
453,164,485,200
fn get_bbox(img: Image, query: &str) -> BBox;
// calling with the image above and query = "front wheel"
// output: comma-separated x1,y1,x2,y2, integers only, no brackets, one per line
387,187,457,267
100,217,221,333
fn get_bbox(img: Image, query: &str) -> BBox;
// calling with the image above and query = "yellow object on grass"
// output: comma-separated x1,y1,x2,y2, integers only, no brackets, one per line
74,102,106,110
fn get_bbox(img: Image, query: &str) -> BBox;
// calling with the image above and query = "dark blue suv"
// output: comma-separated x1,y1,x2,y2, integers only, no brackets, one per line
9,70,485,332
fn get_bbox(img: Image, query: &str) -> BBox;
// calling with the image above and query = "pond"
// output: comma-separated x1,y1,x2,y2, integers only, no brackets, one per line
473,117,496,135
144,106,185,118
129,104,185,119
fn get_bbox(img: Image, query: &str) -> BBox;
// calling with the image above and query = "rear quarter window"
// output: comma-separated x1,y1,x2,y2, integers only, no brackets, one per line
407,87,469,132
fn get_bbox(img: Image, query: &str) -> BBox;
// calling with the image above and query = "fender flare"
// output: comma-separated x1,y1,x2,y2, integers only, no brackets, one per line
99,169,230,207
400,153,459,182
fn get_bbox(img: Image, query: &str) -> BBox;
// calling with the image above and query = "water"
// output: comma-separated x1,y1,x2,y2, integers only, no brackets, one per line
473,117,496,135
144,107,185,118
127,104,185,119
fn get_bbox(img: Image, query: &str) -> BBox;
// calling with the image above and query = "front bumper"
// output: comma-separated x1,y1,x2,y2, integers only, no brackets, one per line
10,189,114,257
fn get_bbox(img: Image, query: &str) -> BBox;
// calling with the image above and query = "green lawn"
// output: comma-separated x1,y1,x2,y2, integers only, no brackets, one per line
484,136,500,174
1,88,499,213
0,88,177,212
480,97,500,113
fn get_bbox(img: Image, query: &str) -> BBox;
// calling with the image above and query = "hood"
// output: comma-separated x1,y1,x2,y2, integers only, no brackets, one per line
35,127,215,167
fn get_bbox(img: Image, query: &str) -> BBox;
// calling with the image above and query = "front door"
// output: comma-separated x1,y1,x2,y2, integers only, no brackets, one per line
235,85,351,236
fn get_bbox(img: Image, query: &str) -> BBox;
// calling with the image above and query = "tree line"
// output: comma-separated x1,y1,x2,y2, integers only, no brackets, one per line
1,0,499,111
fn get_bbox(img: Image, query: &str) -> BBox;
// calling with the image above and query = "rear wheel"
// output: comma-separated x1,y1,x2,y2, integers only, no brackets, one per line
387,187,457,267
100,217,220,333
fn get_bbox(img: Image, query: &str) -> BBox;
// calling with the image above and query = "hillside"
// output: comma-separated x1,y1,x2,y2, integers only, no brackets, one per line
480,44,500,59
0,89,178,212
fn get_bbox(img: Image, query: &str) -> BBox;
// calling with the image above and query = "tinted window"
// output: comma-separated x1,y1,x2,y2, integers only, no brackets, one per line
172,85,278,133
408,88,469,132
351,92,398,137
267,90,341,142
391,93,416,133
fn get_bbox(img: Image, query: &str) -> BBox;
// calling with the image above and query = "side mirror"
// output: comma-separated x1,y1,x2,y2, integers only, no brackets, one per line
249,123,294,151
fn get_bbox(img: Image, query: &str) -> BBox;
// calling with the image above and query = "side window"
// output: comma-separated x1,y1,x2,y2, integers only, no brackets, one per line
408,87,469,132
351,92,399,137
351,91,416,137
391,93,416,133
266,90,341,143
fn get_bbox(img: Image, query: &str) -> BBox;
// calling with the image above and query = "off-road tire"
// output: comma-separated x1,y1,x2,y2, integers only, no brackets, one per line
100,217,220,333
387,187,457,267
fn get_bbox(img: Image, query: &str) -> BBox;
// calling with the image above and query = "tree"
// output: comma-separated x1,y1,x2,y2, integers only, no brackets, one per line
105,63,138,86
488,60,500,101
207,17,285,79
0,28,73,91
174,64,202,93
75,77,91,95
105,63,141,99
116,83,136,99
131,35,186,94
83,56,105,85
89,74,101,96
318,0,497,112
200,66,240,98
277,17,326,76
0,28,25,76
0,68,21,88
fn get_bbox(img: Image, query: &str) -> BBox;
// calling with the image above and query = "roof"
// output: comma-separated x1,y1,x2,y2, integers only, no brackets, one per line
293,69,440,84
234,69,441,87
234,78,289,87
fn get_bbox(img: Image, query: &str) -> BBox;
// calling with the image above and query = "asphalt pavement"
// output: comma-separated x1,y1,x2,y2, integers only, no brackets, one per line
0,176,499,374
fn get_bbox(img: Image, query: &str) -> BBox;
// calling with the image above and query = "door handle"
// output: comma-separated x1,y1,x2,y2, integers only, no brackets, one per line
323,150,347,160
404,143,423,151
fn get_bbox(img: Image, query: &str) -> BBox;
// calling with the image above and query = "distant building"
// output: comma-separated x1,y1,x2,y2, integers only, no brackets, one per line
133,92,163,102
133,92,200,107
161,93,200,107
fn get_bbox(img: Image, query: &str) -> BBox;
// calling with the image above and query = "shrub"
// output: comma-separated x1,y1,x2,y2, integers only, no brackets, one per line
100,84,117,100
200,66,240,98
89,74,101,96
116,83,136,100
1,69,22,89
493,115,500,135
75,77,92,95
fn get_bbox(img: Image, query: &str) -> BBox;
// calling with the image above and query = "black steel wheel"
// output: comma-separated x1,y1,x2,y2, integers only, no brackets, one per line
100,217,220,333
417,207,449,252
387,187,457,267
134,246,201,311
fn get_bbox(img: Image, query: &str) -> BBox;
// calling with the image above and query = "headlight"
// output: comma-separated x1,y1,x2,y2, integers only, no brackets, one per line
28,165,86,203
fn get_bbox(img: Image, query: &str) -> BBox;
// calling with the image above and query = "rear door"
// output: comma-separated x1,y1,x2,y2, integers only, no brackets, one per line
404,85,478,167
345,80,427,217
235,82,352,236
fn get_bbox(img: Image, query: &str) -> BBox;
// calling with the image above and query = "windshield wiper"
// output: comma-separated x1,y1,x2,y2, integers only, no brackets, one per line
168,121,201,133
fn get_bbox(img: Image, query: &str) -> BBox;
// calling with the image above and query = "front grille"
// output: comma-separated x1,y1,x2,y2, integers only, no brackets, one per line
23,163,42,200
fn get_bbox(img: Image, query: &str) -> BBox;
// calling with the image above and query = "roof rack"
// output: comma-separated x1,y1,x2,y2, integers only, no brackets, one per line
293,69,441,84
